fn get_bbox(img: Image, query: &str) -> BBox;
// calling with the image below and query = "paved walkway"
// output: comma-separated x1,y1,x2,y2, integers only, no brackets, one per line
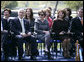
1,50,75,61
22,52,75,61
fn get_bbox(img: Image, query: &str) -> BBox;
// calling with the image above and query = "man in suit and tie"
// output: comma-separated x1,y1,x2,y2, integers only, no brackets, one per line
10,9,38,60
71,7,83,46
71,7,83,57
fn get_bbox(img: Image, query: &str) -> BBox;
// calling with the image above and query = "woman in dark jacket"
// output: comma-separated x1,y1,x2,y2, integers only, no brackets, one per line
24,8,37,57
52,9,71,58
25,8,35,33
64,8,73,31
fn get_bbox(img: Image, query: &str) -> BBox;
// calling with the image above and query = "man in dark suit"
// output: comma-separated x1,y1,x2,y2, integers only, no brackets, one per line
71,7,83,46
71,7,83,57
1,8,16,61
10,9,38,60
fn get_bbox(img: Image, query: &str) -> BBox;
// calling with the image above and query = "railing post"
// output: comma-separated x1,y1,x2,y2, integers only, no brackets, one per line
75,40,80,61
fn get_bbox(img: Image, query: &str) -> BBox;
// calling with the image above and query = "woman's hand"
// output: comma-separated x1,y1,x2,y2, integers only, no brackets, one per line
27,32,31,36
21,33,27,37
43,31,49,34
59,31,65,35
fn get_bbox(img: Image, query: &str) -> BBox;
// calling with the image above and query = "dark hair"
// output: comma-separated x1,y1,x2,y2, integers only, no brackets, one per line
57,10,66,19
4,8,11,14
38,10,46,16
48,7,52,11
65,8,72,16
25,8,34,20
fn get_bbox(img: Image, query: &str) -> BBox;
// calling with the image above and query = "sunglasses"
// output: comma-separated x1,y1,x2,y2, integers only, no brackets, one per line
39,14,44,16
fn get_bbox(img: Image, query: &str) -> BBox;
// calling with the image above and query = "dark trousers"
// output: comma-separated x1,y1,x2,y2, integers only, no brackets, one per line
69,39,76,56
10,37,17,57
14,36,38,58
23,36,38,56
3,42,12,58
2,33,13,60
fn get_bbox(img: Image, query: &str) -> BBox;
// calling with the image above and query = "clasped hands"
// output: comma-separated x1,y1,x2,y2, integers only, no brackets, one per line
59,31,65,35
43,31,49,34
20,32,31,37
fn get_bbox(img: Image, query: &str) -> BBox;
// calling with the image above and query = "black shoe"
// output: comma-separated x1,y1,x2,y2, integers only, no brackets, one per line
4,58,9,61
11,57,16,61
4,57,9,61
47,53,54,60
48,57,54,60
18,57,24,61
30,56,36,60
25,54,29,56
54,49,56,52
48,56,54,60
36,51,39,56
44,50,50,55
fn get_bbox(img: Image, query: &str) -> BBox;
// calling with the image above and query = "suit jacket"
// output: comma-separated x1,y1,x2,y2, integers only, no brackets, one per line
11,17,30,35
71,17,83,36
1,18,13,34
2,18,9,30
1,17,13,44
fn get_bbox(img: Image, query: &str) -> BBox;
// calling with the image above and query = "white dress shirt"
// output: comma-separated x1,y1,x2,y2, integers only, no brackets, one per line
3,16,10,22
1,21,3,31
18,17,25,34
78,16,82,21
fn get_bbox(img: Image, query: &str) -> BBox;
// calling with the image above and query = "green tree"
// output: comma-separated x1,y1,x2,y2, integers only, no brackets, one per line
5,1,18,9
1,1,11,9
64,1,83,11
1,1,18,9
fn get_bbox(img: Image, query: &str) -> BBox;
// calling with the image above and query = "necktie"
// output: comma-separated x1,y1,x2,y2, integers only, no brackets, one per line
21,19,25,33
81,17,83,26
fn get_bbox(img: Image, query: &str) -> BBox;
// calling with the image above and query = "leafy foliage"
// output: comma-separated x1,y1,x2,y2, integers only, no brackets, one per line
1,1,18,9
64,1,83,11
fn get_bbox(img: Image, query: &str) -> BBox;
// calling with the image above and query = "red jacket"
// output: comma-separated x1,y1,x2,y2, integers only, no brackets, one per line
47,17,53,29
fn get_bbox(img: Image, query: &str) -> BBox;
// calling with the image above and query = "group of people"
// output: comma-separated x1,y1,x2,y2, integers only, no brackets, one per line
1,6,83,61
